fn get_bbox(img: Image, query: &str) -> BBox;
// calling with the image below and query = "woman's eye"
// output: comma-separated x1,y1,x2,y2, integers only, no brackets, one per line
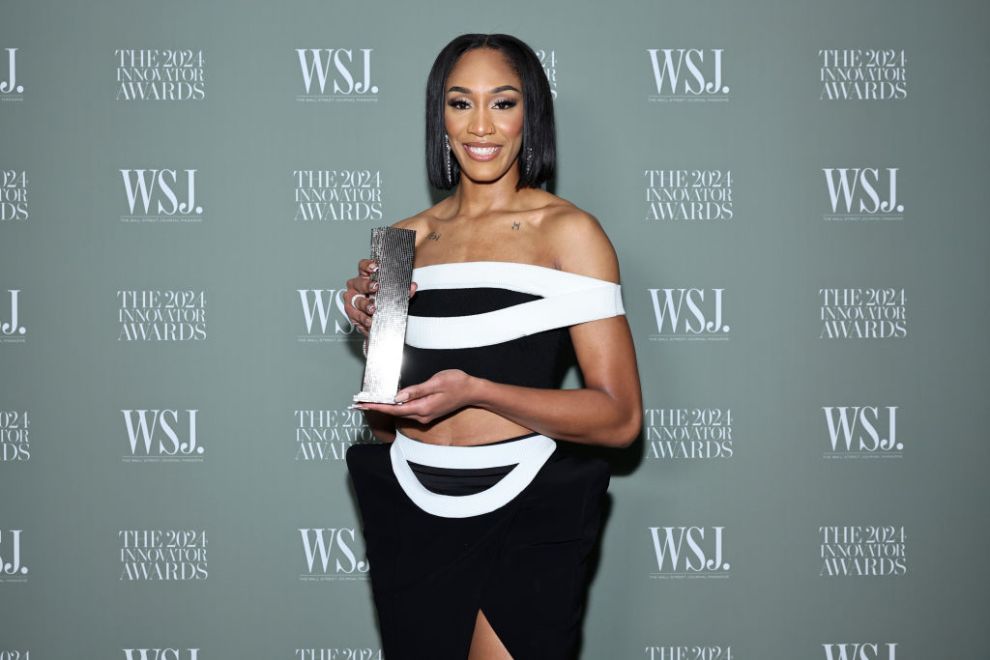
447,98,517,110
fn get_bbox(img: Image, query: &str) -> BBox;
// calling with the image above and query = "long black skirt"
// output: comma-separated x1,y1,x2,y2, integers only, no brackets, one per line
345,436,610,659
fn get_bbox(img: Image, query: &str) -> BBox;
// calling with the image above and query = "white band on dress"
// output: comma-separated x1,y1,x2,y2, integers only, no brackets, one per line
406,261,625,350
413,261,617,295
389,430,557,518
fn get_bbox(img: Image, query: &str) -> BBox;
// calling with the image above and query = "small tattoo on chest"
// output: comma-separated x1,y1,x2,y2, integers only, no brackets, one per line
427,231,441,241
511,221,520,230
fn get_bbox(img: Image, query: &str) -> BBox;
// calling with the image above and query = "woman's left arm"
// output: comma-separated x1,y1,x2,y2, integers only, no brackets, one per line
356,210,643,448
477,312,642,447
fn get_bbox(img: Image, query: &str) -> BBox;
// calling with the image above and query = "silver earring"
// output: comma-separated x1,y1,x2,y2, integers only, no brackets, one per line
524,145,533,176
443,133,452,185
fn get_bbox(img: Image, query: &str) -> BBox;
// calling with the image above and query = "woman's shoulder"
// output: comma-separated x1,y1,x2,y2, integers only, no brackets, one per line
388,201,453,241
537,197,620,283
390,211,432,233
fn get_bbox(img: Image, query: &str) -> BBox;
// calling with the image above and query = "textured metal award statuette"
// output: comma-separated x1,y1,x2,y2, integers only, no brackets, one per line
353,226,416,404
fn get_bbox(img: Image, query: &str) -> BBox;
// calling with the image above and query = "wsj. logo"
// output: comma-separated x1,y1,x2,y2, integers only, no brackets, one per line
1,289,25,340
648,526,728,578
296,49,378,99
123,650,199,660
299,528,369,580
120,169,202,222
297,289,357,341
823,643,897,660
0,529,27,580
823,168,902,221
823,406,901,459
648,288,729,341
122,409,203,461
647,49,727,101
0,47,22,96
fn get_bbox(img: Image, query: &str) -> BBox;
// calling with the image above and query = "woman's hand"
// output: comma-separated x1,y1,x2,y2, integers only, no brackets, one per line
354,370,479,425
344,258,417,336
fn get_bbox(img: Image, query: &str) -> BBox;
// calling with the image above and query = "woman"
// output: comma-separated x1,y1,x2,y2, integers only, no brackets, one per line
344,33,641,660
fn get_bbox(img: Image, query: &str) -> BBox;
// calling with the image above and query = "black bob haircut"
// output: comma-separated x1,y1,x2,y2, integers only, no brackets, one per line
425,33,556,191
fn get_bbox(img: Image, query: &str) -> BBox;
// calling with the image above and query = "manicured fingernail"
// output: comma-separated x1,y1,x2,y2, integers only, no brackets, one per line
370,282,379,291
368,304,376,314
369,262,378,272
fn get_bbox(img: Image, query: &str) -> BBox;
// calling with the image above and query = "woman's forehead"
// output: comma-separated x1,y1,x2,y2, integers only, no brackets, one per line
447,49,520,90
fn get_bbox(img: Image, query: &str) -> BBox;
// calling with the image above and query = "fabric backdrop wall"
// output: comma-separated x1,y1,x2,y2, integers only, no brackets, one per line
1,0,988,658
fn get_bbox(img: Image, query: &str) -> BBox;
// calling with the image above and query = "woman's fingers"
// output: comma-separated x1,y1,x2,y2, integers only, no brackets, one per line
345,280,416,325
344,287,374,329
354,397,435,424
350,306,371,334
348,289,376,314
354,372,469,424
394,382,425,403
345,259,380,331
358,258,378,276
346,275,378,298
344,258,416,333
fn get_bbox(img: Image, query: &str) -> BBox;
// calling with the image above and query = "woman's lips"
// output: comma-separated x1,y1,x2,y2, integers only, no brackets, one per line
462,143,502,161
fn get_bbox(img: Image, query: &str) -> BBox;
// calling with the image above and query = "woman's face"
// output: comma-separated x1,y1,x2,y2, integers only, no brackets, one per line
444,48,525,186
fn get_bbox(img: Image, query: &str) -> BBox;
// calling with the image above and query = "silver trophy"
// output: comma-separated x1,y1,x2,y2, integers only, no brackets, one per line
353,226,417,404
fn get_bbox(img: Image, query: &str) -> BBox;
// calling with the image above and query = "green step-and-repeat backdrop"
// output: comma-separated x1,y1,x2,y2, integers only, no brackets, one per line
1,0,988,658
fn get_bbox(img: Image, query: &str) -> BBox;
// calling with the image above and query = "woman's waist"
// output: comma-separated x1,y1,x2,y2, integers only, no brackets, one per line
392,426,556,474
395,408,536,447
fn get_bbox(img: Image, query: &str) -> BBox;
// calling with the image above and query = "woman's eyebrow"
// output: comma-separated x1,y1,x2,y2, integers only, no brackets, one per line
446,85,521,94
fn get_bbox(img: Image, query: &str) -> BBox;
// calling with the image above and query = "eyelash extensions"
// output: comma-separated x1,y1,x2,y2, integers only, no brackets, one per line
447,98,518,110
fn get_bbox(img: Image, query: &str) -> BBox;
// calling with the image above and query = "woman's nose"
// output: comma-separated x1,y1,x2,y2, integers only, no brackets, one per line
468,108,494,136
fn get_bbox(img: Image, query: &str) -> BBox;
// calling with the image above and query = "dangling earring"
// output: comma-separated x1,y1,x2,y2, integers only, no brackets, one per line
443,133,452,185
524,145,534,176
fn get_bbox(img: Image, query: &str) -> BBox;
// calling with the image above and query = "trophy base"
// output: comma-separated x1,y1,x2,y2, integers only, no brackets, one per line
352,391,398,404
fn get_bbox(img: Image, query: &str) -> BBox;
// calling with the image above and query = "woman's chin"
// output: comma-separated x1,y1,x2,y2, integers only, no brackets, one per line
457,165,514,185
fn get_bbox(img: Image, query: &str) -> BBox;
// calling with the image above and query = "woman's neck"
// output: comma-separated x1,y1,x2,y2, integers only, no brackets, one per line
449,166,526,218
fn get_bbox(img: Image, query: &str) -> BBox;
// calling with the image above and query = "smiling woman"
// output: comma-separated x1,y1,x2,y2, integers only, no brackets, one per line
343,33,642,660
425,35,555,194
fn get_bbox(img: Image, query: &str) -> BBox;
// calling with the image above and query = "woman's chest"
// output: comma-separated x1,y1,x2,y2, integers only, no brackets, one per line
413,223,555,270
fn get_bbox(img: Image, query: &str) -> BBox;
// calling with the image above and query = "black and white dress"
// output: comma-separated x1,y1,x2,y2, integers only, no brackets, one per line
346,261,625,659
